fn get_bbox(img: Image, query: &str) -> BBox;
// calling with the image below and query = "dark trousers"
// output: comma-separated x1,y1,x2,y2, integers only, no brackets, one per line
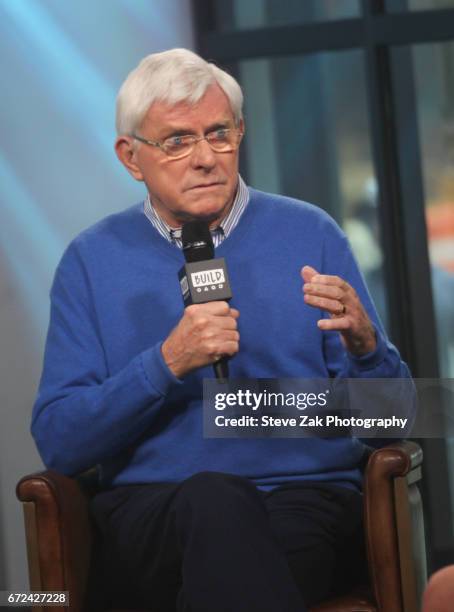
89,471,367,612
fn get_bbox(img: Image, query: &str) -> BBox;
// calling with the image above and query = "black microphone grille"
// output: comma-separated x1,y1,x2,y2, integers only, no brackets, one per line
182,220,215,263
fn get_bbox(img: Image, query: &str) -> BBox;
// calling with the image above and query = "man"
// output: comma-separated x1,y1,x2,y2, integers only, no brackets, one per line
32,48,411,611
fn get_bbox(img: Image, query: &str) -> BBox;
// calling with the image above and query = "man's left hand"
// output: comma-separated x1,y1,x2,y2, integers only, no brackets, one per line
301,265,376,356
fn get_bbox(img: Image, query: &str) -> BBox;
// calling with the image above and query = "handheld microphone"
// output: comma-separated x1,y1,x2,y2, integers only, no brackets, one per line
179,221,232,381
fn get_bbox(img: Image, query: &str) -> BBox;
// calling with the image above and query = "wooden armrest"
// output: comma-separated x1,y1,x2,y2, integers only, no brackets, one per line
366,441,423,481
16,470,94,612
364,441,426,612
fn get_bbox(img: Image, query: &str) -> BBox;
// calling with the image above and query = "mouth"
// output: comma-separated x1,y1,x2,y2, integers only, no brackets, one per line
189,182,223,190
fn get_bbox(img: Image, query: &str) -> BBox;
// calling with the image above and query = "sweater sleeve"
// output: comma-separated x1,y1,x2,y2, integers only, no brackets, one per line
320,220,411,380
31,242,182,476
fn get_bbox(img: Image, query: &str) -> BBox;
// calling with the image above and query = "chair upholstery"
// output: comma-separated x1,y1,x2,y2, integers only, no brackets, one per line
17,441,426,612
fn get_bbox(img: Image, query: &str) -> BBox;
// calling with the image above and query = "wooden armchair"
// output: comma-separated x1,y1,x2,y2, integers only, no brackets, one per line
16,441,426,612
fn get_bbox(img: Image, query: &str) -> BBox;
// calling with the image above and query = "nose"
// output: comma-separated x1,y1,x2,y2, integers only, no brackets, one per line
190,137,217,170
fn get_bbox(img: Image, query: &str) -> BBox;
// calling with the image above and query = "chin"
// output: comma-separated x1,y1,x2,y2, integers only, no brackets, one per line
188,209,223,224
185,199,227,220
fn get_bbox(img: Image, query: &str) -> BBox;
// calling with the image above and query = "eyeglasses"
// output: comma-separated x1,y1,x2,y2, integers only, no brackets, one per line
131,127,243,160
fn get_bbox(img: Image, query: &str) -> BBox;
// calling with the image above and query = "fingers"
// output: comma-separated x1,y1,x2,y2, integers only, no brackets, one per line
186,302,239,319
203,306,240,358
301,265,318,283
186,302,239,330
304,283,344,300
304,293,346,317
302,272,348,294
301,268,349,309
206,332,240,358
303,272,348,318
307,273,348,288
186,301,230,316
303,282,346,315
300,267,376,356
202,328,240,346
317,317,349,331
162,302,240,378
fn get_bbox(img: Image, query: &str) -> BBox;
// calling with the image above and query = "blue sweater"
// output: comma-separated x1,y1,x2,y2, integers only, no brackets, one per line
32,188,410,489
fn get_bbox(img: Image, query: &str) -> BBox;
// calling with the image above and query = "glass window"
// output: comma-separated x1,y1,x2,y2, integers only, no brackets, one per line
413,41,454,377
387,0,454,12
238,50,389,327
213,0,360,31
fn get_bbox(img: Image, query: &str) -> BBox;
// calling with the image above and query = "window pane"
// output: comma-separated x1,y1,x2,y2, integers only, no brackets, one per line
213,0,360,31
413,42,454,377
238,50,389,327
387,0,454,12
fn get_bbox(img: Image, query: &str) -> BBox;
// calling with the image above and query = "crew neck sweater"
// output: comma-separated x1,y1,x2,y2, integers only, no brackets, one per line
32,188,410,490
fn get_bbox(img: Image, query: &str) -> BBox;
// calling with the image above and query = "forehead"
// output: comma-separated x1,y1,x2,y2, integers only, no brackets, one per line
142,84,235,134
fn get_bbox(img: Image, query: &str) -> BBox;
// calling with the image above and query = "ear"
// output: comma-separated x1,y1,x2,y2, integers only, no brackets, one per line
115,136,144,182
239,118,245,135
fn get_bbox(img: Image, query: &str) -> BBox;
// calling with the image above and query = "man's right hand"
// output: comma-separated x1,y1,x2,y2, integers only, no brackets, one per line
161,302,240,379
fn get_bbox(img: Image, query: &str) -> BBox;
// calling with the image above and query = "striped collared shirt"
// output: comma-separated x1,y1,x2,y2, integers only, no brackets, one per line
143,175,249,248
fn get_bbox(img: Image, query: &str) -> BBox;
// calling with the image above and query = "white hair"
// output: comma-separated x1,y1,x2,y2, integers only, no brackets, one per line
116,48,243,135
